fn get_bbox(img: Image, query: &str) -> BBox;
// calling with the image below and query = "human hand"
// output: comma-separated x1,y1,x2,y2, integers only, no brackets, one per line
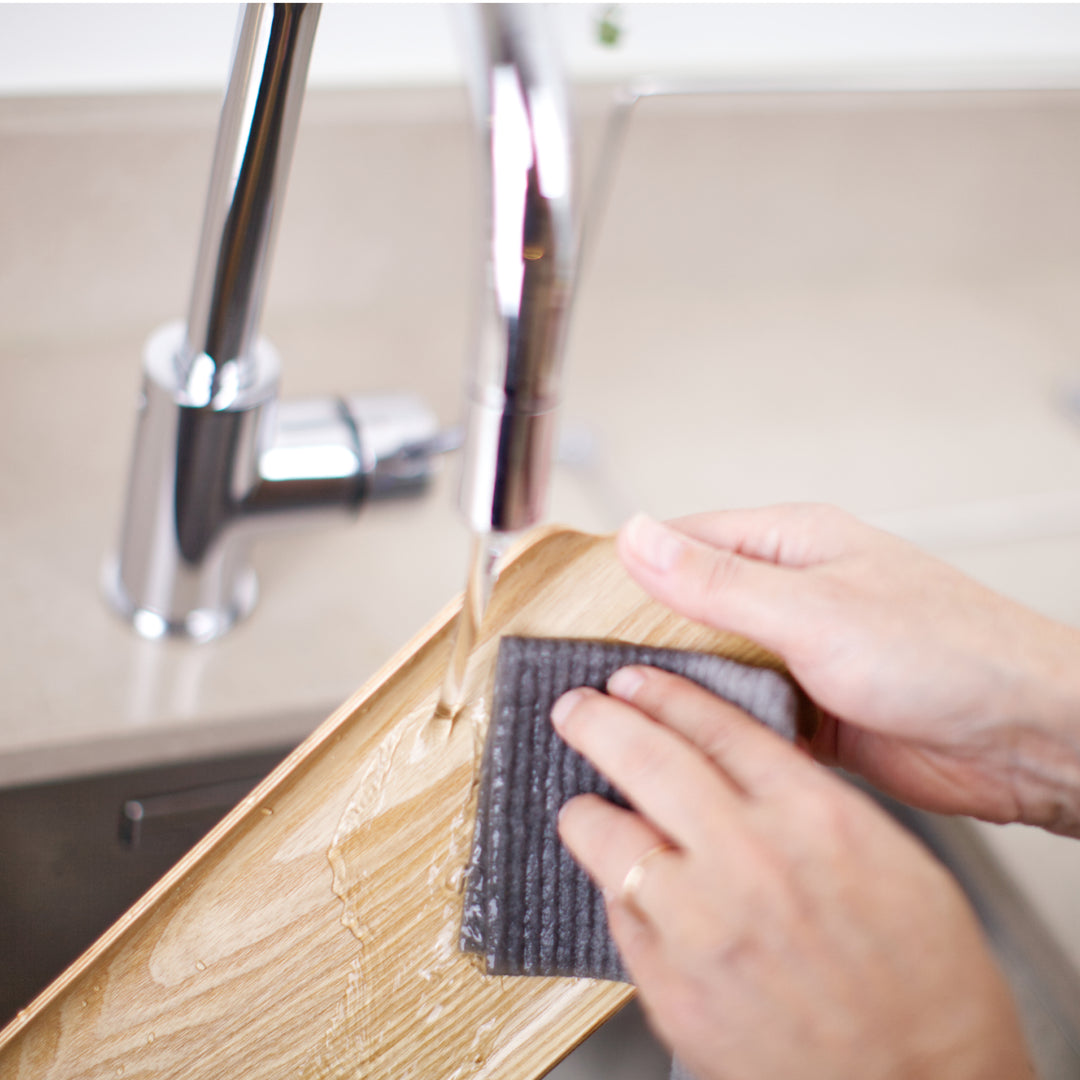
616,504,1080,836
553,668,1033,1080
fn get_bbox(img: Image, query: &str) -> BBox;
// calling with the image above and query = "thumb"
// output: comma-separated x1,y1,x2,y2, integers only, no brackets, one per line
616,513,805,656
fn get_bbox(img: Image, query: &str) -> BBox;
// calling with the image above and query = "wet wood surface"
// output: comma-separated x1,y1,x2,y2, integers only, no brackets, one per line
0,528,781,1079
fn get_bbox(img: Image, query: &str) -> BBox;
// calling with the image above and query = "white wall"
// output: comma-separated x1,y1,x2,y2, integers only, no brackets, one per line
2,3,1080,97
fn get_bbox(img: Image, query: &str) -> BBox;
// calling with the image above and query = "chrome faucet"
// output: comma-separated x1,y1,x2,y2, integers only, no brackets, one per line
457,5,577,534
104,3,576,642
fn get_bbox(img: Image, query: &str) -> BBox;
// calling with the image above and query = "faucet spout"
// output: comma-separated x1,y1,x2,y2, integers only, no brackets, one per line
431,5,579,720
181,3,318,393
105,3,437,642
106,3,575,644
457,4,578,535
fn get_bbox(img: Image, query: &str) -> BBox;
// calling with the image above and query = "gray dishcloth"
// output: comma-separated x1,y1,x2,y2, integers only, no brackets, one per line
460,636,800,982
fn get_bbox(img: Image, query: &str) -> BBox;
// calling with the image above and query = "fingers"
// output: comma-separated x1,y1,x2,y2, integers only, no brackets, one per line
607,666,816,796
615,514,806,656
551,687,738,852
557,793,680,921
668,503,860,567
604,898,674,998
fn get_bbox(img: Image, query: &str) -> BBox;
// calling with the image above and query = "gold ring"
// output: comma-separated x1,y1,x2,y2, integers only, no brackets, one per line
619,842,675,911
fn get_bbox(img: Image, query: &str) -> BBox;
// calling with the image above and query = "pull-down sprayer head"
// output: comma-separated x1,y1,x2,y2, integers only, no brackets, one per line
457,4,578,536
434,6,578,721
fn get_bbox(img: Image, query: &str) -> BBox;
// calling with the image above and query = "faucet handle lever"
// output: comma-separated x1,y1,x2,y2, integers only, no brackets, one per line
342,393,444,501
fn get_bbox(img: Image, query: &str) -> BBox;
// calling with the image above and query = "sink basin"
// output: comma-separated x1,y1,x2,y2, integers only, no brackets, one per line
3,747,1079,1077
0,745,294,1023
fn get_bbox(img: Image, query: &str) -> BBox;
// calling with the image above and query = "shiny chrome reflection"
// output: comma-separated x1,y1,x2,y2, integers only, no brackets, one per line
456,4,578,534
106,323,438,643
181,3,317,394
107,3,576,642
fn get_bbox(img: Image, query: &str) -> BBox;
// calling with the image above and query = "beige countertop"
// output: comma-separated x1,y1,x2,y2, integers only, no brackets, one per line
3,85,1080,971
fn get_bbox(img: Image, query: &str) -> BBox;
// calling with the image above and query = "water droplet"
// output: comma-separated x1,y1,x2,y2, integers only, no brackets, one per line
260,806,273,816
147,1032,155,1044
195,960,206,971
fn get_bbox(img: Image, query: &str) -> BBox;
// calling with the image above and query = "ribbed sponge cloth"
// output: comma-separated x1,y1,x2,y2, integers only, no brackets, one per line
460,636,800,981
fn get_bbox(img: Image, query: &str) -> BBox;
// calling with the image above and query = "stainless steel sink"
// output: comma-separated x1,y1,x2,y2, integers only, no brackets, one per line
554,782,1080,1080
3,754,1079,1078
864,786,1080,1080
0,745,294,1023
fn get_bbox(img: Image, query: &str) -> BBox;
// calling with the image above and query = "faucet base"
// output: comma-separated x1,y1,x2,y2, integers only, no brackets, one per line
102,556,258,644
106,321,444,643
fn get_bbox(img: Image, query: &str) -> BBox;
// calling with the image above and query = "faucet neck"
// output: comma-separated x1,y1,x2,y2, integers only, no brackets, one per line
180,3,320,392
457,4,579,534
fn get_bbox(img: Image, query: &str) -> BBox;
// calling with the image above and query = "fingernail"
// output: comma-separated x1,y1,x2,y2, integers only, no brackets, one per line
607,666,645,701
551,688,585,732
623,513,685,573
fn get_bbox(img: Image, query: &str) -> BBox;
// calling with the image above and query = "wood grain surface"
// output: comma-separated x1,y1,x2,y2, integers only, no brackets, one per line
0,528,784,1080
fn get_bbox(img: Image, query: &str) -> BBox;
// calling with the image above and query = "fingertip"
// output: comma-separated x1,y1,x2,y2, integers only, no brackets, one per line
557,792,586,822
550,687,588,733
607,665,647,702
620,513,687,575
556,794,606,864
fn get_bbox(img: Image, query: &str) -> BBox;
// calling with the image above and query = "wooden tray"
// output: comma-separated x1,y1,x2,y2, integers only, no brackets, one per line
0,528,780,1079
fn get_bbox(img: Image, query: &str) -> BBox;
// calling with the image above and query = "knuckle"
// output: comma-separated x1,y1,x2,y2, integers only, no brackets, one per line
663,899,766,1000
664,910,723,972
806,501,840,523
617,735,672,789
587,808,625,856
803,502,850,531
736,841,792,900
646,977,711,1053
702,928,762,983
699,721,741,768
633,667,696,715
700,550,742,607
795,784,857,847
791,503,859,562
668,983,715,1043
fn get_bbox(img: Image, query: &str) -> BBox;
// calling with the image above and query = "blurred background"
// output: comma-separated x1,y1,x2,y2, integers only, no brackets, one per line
3,4,1080,95
3,4,1080,1077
